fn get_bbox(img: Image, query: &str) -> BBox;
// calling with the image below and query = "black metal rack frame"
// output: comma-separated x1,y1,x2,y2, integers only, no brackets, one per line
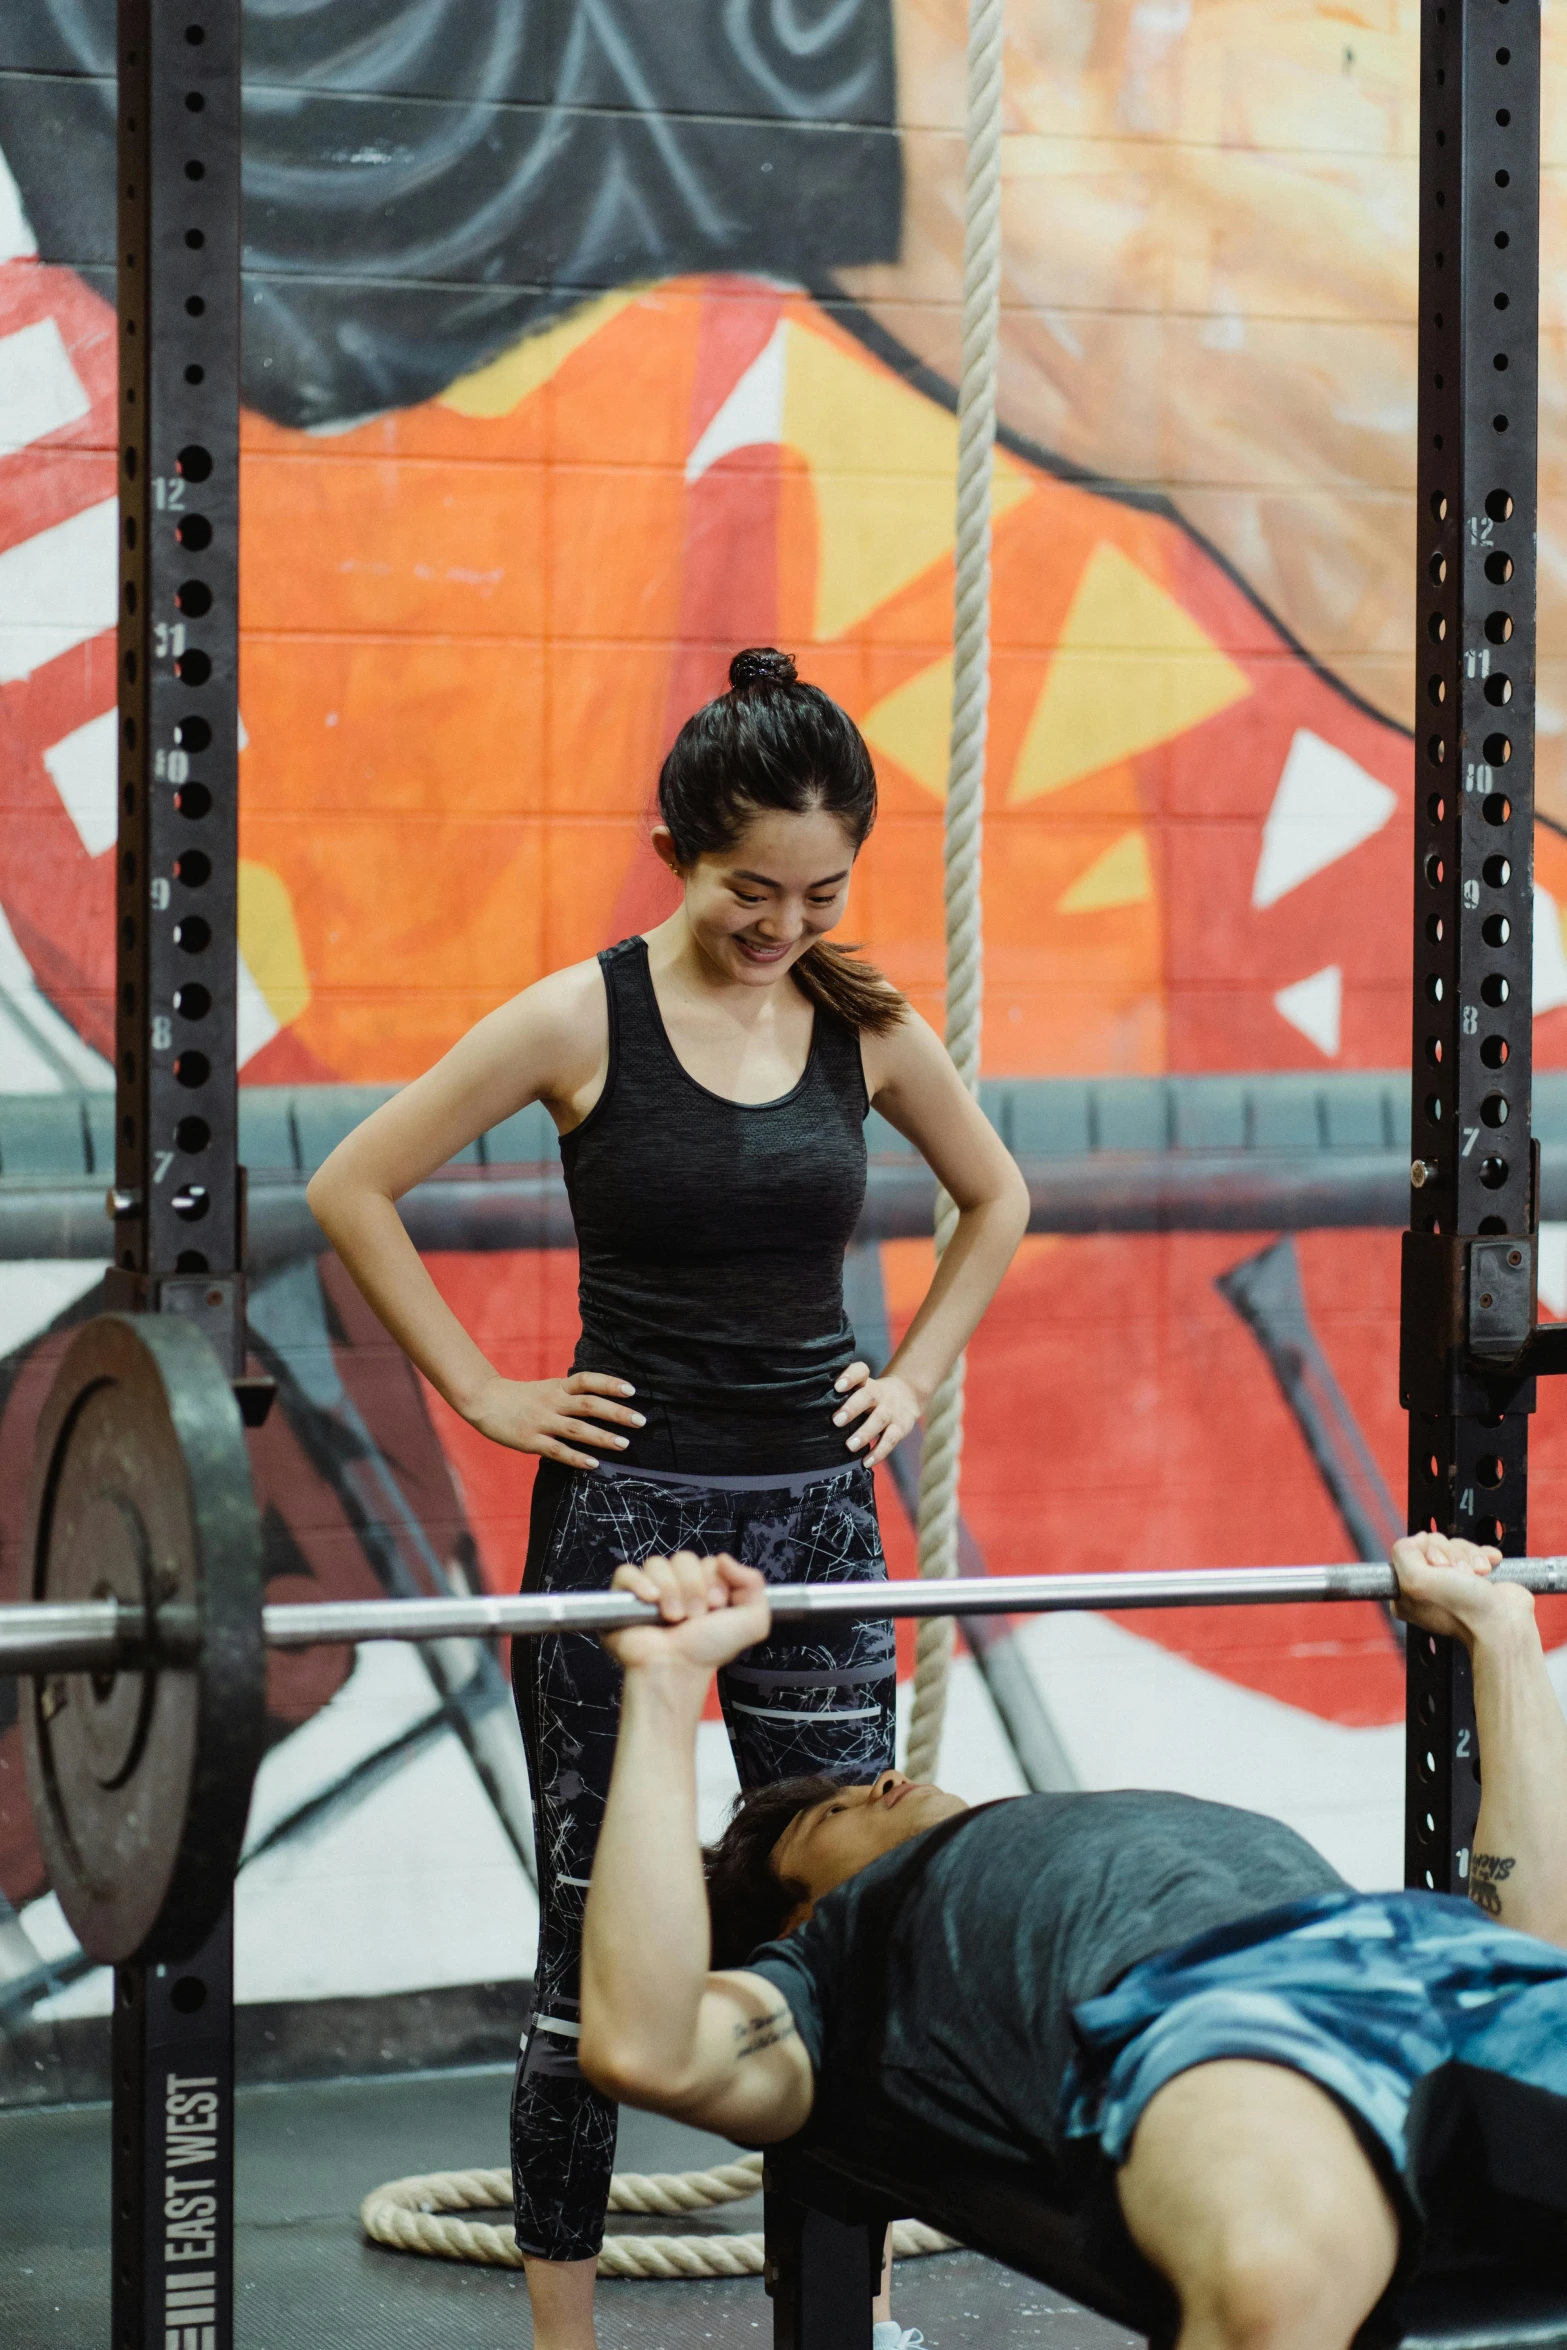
112,5,242,2345
97,2,1556,2344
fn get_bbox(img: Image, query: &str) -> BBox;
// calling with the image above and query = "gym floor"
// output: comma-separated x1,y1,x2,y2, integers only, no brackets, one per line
0,2062,1140,2350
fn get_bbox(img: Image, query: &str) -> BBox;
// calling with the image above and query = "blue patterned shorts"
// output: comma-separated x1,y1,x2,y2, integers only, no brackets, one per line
1061,1889,1567,2248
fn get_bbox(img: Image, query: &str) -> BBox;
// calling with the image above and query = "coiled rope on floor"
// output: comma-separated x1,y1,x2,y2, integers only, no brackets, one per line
905,0,1005,1787
369,0,1005,2288
361,2151,955,2278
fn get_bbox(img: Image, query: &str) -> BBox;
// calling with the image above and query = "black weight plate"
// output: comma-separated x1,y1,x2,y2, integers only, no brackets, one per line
21,1313,264,1965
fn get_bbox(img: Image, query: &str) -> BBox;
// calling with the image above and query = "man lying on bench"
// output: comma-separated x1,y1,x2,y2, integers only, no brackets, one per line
577,1537,1567,2350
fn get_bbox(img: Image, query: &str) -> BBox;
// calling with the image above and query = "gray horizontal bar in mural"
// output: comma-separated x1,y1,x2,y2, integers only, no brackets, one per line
0,1072,1561,1260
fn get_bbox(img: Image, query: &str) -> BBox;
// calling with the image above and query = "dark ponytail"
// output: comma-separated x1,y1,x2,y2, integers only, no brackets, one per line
656,649,906,1036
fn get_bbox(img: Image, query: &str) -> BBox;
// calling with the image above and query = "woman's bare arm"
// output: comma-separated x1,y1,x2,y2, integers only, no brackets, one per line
304,963,644,1467
1392,1534,1567,1948
832,1007,1030,1464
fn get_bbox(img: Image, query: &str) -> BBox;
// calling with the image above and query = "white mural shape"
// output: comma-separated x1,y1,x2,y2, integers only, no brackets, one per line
1252,729,1398,910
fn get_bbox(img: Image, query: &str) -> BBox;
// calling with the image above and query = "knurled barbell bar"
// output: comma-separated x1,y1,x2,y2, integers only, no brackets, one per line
7,1555,1567,1679
16,1316,1567,1974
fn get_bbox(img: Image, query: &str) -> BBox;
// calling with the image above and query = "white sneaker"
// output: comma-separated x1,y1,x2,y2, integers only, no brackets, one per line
873,2326,926,2350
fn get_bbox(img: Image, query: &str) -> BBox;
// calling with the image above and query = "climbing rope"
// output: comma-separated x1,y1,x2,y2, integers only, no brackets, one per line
905,0,1005,1786
362,2151,954,2279
371,0,1006,2285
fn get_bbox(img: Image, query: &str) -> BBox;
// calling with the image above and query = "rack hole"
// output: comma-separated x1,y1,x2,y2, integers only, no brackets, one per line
175,1250,208,1274
1481,1091,1510,1127
1485,611,1513,642
174,782,211,820
174,514,211,551
173,916,211,954
176,444,212,482
1430,492,1448,521
1483,793,1511,826
1480,972,1509,1007
173,1051,210,1088
1427,794,1446,823
1478,1217,1506,1238
1484,673,1512,705
1425,1094,1444,1126
185,22,206,42
185,90,205,112
1482,913,1511,948
1427,735,1446,765
1428,613,1447,642
1425,853,1444,887
1480,1156,1509,1190
174,849,210,887
1486,490,1514,521
1495,171,1510,190
184,160,205,180
172,1184,210,1223
185,296,205,318
1483,733,1512,765
1425,1036,1443,1067
1480,1035,1509,1068
1426,974,1445,1003
170,1975,207,2013
1429,553,1448,584
1428,676,1446,705
1477,1456,1505,1489
1482,855,1511,888
1425,914,1445,945
175,1116,210,1154
175,580,211,617
174,716,211,752
174,649,211,686
184,229,205,251
1494,414,1510,433
174,983,210,1020
185,364,204,386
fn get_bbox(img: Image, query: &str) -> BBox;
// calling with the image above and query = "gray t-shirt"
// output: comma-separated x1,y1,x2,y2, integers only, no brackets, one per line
746,1791,1347,2176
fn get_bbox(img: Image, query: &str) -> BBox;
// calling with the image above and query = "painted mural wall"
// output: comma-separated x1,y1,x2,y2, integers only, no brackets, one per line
3,0,1567,2038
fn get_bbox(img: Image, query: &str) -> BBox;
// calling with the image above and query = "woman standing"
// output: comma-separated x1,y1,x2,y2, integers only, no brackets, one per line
308,649,1029,2348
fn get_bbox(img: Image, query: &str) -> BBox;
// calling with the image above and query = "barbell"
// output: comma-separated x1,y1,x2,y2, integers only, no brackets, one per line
13,1316,1567,1975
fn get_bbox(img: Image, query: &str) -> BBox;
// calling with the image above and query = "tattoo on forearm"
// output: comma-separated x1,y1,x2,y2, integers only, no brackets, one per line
733,2007,797,2061
1469,1852,1516,1917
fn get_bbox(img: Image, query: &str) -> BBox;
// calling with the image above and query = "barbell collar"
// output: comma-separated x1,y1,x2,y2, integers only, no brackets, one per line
4,1557,1567,1677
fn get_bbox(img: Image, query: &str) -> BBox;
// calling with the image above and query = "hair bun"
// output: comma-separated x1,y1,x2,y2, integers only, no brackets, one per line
728,646,798,691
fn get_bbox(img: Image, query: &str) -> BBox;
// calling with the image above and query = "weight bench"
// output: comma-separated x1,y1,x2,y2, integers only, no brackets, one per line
762,2141,1567,2350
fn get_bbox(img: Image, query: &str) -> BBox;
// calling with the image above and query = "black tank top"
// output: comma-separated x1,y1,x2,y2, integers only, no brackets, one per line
559,936,869,1473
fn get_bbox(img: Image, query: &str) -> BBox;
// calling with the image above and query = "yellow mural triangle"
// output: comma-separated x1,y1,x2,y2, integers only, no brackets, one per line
1056,829,1154,915
439,287,641,417
1009,542,1252,804
860,657,953,799
781,322,1032,641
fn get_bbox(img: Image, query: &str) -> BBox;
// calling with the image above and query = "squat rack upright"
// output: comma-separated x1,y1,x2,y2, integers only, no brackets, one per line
112,8,243,2349
89,5,1560,2349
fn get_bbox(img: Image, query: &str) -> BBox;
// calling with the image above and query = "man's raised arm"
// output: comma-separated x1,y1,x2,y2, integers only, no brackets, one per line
577,1551,815,2143
1392,1534,1567,1948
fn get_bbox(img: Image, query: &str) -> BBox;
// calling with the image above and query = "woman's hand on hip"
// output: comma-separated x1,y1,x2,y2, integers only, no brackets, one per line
831,1362,921,1467
463,1371,645,1470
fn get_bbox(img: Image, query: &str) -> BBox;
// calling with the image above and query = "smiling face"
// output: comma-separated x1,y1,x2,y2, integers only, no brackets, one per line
653,805,859,989
771,1772,968,1923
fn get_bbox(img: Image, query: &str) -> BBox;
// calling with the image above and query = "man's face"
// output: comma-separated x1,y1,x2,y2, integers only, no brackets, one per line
771,1772,967,1922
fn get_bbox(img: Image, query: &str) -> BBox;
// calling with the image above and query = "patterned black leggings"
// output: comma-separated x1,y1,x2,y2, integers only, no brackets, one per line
509,1456,896,2262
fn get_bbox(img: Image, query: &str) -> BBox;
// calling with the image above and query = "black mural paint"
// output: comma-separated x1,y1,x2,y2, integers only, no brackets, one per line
0,0,900,428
